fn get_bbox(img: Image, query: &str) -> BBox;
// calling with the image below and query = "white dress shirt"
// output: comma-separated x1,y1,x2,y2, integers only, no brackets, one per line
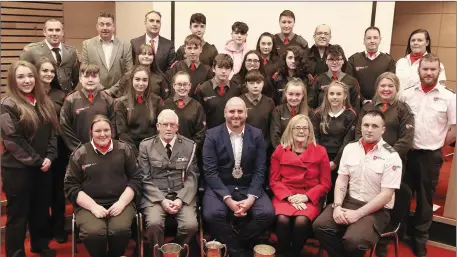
99,35,114,68
227,126,244,167
146,34,159,54
45,40,63,63
160,135,177,151
400,84,456,150
364,50,380,61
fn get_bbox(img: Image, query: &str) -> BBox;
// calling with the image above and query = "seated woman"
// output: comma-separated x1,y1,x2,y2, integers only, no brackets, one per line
270,78,312,149
270,114,331,257
271,45,310,106
64,115,142,257
256,32,281,78
115,65,163,156
312,81,356,204
231,50,274,98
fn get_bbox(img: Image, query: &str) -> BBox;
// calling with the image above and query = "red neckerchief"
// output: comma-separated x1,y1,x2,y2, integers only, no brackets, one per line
263,57,268,65
421,82,437,94
23,93,36,104
94,139,111,153
190,62,196,71
381,103,388,112
137,95,143,104
88,92,94,103
284,37,289,44
368,51,376,57
361,138,377,154
291,107,297,116
176,99,185,109
332,74,338,81
409,52,425,64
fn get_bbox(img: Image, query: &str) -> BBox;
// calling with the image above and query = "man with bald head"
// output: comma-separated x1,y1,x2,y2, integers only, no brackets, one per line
306,24,347,77
202,97,274,257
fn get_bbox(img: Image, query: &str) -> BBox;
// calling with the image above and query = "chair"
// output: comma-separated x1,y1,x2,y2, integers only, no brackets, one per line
370,183,412,257
72,212,144,257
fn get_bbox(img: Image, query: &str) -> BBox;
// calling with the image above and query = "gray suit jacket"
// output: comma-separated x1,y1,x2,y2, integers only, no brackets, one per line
20,40,79,93
81,36,133,97
138,135,198,209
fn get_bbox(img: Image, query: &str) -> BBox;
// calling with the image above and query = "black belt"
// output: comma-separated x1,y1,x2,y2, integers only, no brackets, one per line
411,148,441,153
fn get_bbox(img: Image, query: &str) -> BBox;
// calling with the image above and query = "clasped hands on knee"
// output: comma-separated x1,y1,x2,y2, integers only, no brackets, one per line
332,206,363,225
224,195,256,217
287,194,308,210
161,198,183,214
90,200,128,218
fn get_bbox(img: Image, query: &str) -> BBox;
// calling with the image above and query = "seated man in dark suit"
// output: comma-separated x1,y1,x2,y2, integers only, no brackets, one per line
202,97,275,257
131,10,176,72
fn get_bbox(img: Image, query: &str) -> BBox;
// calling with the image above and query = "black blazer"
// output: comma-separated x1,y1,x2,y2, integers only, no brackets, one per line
130,34,176,72
202,124,266,199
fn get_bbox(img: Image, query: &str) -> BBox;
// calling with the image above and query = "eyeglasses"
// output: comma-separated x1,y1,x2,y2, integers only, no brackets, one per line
327,58,343,63
292,126,308,131
158,123,178,128
174,83,191,88
246,59,260,64
314,32,330,36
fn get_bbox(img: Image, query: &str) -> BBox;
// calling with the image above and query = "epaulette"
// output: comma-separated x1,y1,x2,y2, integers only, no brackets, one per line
170,60,179,69
445,87,455,94
140,135,157,144
23,42,40,52
63,43,76,50
272,71,279,80
177,134,195,145
382,143,396,154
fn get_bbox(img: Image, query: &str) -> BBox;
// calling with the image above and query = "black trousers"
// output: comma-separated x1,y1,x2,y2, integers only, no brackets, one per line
405,149,443,248
2,166,52,257
326,152,338,204
50,137,69,237
202,188,275,257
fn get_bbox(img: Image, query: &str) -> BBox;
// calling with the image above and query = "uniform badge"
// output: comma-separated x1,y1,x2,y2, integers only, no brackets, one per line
392,165,401,171
232,166,243,179
406,124,414,129
203,121,206,126
320,85,329,90
75,107,89,114
280,117,289,120
203,96,216,102
434,97,439,101
373,156,377,160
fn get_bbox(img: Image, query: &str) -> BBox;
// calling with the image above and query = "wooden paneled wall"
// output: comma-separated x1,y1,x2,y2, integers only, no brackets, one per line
0,1,64,97
390,1,456,90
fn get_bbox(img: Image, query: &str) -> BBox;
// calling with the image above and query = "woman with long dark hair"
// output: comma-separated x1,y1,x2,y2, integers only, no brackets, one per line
1,60,59,257
256,32,281,77
115,65,163,156
135,43,169,99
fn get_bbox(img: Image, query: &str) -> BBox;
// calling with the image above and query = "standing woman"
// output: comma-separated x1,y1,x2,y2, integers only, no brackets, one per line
270,114,331,257
64,115,142,257
135,43,169,99
311,81,356,204
256,32,281,78
163,71,206,150
60,63,115,154
270,78,311,149
396,29,446,95
35,57,69,243
115,65,163,156
231,50,274,98
1,60,59,257
272,45,310,106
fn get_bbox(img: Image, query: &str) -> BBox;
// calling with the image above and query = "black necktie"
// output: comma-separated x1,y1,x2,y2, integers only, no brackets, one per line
52,48,62,66
166,144,172,158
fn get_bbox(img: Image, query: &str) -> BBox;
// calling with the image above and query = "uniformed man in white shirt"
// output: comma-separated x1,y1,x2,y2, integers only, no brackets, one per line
313,109,402,257
400,53,456,257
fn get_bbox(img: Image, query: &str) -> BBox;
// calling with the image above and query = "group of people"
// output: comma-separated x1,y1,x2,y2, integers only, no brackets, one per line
0,7,455,257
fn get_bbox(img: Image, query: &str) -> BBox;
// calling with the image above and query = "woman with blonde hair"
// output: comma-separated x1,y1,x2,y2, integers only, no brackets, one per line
270,114,331,257
1,60,59,257
270,78,312,148
312,81,356,204
355,71,414,257
115,65,163,156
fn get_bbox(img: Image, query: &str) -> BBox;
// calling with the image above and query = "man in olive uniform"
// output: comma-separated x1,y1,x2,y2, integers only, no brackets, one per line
20,18,79,94
138,109,199,252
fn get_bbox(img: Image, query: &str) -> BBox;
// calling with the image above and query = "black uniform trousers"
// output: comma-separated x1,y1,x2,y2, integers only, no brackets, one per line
405,149,443,251
313,196,390,257
202,187,275,257
2,166,52,257
326,152,338,205
75,202,136,257
50,136,69,237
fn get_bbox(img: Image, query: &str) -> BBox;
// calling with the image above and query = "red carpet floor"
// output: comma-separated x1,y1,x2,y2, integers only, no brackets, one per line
0,236,455,257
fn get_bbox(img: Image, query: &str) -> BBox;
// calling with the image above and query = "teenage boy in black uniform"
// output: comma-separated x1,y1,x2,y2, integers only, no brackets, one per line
346,27,396,106
195,54,241,129
60,63,115,153
166,34,214,99
176,13,218,66
310,44,360,113
274,10,308,57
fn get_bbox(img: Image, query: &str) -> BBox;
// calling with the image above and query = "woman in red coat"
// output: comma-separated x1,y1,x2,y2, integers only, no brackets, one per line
270,114,331,257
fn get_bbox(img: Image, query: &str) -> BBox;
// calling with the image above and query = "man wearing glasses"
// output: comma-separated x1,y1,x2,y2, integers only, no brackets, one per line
306,24,347,78
310,44,360,113
138,109,199,254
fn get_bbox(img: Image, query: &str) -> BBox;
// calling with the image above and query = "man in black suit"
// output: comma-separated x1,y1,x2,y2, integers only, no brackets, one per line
131,10,176,72
202,97,274,257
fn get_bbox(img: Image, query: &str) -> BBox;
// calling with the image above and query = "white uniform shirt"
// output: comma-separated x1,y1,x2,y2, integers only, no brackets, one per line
99,35,114,69
396,53,446,95
338,139,402,209
45,40,63,63
400,84,456,150
364,50,380,61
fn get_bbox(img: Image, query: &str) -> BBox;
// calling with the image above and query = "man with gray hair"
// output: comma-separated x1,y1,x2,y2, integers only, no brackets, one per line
138,109,199,253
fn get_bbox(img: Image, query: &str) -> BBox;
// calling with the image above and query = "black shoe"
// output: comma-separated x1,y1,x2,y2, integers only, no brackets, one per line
375,243,387,257
30,248,57,257
412,242,427,257
55,233,68,244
